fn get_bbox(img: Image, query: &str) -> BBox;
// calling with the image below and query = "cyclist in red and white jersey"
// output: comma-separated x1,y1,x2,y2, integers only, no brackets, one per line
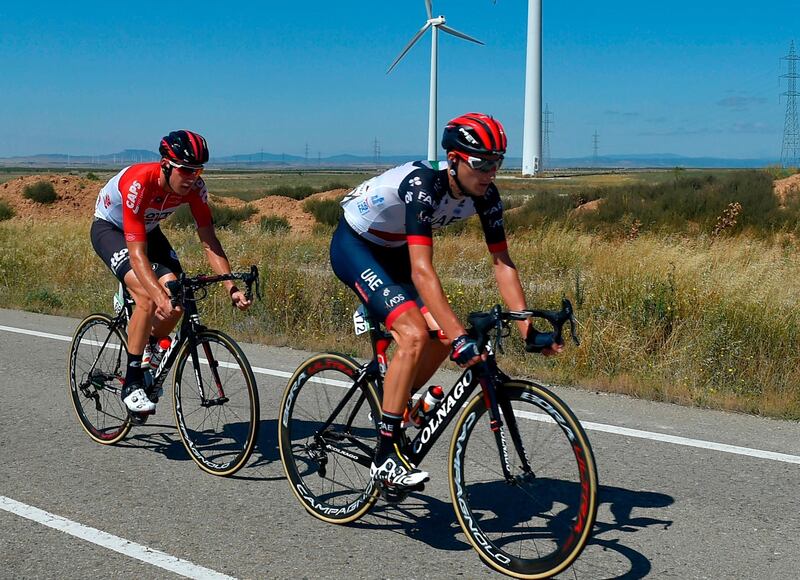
330,113,561,490
91,130,251,414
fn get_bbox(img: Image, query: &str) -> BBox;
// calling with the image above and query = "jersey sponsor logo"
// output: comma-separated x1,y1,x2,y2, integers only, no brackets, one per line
126,181,143,213
408,176,422,187
197,183,209,204
359,268,384,291
369,194,384,206
489,218,504,229
384,293,405,309
485,202,502,215
417,191,433,205
109,248,129,271
431,214,463,228
357,200,370,214
103,194,112,208
417,211,433,224
404,191,413,203
144,207,178,223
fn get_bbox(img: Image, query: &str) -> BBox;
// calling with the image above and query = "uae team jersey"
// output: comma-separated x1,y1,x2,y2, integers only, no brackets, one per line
341,161,507,252
94,163,213,242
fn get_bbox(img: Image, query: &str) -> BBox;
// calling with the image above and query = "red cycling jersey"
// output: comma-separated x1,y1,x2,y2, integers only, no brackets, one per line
94,163,213,242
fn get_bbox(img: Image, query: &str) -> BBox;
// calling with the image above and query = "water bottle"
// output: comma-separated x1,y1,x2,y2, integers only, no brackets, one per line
148,337,172,371
405,385,445,427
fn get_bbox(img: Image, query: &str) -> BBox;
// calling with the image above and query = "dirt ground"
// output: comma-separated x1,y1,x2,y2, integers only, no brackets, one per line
773,173,800,207
0,174,348,234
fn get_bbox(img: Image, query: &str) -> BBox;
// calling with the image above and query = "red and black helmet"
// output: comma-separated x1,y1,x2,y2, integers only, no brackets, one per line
441,113,507,157
159,130,209,167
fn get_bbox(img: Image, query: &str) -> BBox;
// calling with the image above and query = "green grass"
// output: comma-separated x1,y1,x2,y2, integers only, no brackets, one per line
259,215,291,233
303,198,343,226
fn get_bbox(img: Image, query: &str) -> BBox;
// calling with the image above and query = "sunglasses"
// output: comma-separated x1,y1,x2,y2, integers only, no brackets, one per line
167,160,204,176
455,152,504,172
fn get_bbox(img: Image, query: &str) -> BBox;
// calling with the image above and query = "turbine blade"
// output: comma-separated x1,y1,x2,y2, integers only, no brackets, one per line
386,22,432,74
439,25,484,45
425,0,432,19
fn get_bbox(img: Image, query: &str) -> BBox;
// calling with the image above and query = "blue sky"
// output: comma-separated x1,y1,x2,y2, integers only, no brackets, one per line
1,1,797,159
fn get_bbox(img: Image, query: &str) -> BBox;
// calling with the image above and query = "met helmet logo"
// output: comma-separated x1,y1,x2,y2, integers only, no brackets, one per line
458,127,478,145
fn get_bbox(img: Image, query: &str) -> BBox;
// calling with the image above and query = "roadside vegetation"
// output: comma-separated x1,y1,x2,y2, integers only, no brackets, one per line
22,180,58,204
1,168,799,419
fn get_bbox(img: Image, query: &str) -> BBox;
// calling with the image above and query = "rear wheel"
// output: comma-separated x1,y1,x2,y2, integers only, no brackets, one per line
449,380,598,579
68,314,131,444
278,353,381,524
172,329,260,476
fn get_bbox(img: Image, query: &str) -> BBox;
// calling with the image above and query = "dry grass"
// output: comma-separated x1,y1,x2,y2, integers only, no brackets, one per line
1,218,799,419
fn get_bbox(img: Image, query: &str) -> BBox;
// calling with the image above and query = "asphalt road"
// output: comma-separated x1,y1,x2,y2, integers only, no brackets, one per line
1,307,799,579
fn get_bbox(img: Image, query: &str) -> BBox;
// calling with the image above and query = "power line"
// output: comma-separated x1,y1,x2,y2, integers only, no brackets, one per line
542,104,552,170
592,131,599,166
781,40,800,168
373,137,381,167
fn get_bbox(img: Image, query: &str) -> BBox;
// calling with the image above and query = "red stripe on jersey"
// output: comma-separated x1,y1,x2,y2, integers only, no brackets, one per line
488,240,508,254
385,301,418,331
407,235,433,246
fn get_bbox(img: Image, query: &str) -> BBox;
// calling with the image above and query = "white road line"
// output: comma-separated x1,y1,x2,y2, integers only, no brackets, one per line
514,410,800,465
0,496,236,579
3,323,799,465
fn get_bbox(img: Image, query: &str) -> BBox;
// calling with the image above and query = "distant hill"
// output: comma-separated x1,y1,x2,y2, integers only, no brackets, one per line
0,150,780,169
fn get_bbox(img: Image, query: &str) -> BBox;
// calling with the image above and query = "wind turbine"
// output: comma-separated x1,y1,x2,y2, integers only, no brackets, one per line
387,0,484,162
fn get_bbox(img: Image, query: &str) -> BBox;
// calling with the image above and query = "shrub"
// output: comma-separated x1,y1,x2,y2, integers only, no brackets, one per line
0,200,14,221
259,215,291,233
85,172,100,181
169,204,257,230
266,182,351,201
23,181,57,204
304,198,343,226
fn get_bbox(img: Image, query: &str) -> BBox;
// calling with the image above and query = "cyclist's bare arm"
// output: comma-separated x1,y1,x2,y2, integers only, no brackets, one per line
409,244,484,366
490,247,562,355
196,225,251,310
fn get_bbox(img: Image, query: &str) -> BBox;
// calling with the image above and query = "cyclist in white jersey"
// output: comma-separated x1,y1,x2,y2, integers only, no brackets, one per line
330,113,561,491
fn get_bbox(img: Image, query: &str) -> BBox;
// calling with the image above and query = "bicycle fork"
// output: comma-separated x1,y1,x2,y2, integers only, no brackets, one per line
478,366,534,484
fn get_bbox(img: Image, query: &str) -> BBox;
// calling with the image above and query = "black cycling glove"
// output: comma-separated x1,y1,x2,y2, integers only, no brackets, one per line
525,328,561,353
450,334,481,365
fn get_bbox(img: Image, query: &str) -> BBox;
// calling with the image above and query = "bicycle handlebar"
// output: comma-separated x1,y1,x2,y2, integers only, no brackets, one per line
466,298,580,355
165,265,261,307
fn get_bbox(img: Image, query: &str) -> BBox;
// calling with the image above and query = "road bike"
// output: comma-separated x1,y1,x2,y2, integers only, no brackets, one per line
68,266,261,477
278,299,598,579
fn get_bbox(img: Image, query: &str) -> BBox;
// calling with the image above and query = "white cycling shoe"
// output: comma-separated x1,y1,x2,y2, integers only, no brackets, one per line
370,450,429,488
122,386,156,414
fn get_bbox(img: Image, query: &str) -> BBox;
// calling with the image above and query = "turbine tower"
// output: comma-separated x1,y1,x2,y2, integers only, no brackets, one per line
522,0,542,176
387,0,484,162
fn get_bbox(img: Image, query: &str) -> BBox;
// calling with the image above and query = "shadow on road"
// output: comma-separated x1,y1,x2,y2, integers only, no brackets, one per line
347,482,673,579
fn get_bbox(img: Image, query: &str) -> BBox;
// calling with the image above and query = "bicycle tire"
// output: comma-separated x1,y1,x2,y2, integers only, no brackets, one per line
448,380,598,579
278,353,381,524
172,329,260,476
68,313,132,444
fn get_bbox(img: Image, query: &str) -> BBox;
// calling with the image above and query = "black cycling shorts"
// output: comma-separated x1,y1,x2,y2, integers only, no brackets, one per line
90,218,183,283
329,217,424,330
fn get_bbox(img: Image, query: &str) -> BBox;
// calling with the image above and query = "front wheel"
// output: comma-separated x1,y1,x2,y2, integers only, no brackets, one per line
449,380,598,579
172,329,260,476
67,313,132,444
278,353,382,524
